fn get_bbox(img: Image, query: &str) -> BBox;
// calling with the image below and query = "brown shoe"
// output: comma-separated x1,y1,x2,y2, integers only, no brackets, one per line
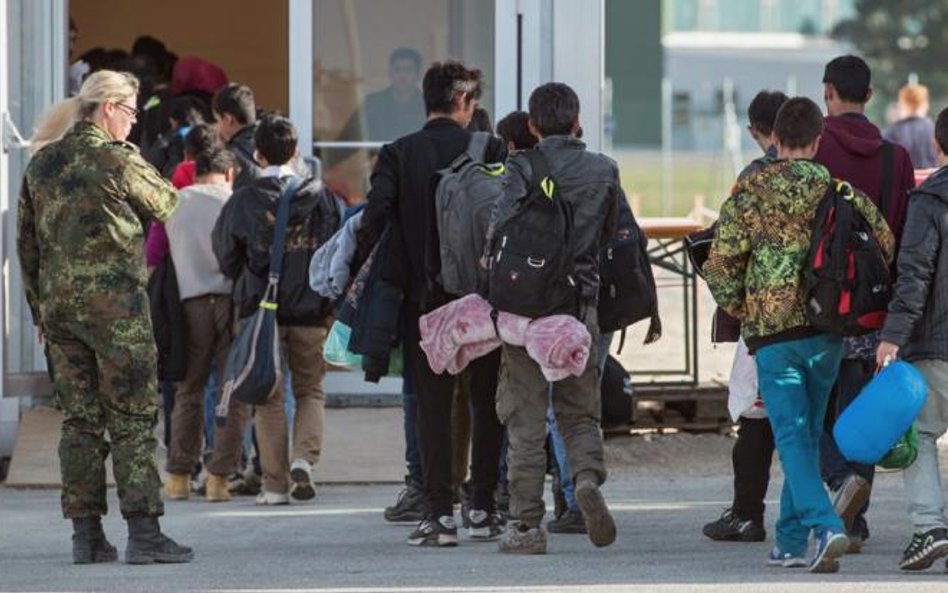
205,473,230,502
832,475,870,533
163,473,190,500
575,480,617,547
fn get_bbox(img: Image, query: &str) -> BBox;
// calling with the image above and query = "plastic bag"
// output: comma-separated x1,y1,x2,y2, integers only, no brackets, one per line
323,320,403,376
878,424,919,471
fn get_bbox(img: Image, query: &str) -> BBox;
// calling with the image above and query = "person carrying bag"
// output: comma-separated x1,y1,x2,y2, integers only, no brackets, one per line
216,176,302,414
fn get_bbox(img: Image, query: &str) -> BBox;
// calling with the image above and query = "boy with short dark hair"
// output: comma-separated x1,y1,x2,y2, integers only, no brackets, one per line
702,90,788,543
163,147,239,503
361,60,507,548
488,82,619,555
816,55,916,549
706,97,894,573
212,115,341,505
877,107,948,571
496,111,538,154
212,83,260,189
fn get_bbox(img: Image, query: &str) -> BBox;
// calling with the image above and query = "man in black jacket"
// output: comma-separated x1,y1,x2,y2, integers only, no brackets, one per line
487,83,618,554
877,107,948,572
362,61,507,547
213,83,261,190
212,115,341,505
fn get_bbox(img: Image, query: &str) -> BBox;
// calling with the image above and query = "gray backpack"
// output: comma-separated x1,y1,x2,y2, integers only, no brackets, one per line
434,132,505,296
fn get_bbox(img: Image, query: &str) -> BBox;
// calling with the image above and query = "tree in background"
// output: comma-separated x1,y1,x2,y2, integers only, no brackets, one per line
833,0,948,121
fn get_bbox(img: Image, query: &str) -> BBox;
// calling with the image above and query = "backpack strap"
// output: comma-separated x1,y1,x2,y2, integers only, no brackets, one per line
832,180,855,283
269,176,304,283
880,140,893,220
447,131,492,171
466,131,491,163
522,149,553,195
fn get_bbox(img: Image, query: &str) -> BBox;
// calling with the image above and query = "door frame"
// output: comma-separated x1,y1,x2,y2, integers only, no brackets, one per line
288,0,604,157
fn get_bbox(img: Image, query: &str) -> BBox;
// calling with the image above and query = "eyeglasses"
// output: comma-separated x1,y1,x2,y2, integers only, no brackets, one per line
114,102,140,118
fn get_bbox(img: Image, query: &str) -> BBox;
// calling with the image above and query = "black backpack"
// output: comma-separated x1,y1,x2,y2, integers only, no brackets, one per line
600,355,634,428
598,194,661,351
487,150,579,318
803,179,892,336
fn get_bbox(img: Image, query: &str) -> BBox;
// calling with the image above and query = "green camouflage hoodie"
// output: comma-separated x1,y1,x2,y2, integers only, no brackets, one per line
705,159,894,351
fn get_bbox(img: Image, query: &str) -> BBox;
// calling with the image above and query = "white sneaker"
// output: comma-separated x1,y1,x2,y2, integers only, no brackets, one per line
255,490,290,505
290,458,316,501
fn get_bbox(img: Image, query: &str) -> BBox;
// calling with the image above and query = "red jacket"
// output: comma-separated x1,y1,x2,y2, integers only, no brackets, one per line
815,113,915,242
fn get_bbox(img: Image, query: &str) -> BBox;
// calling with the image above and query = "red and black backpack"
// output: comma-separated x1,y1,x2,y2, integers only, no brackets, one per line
803,179,892,336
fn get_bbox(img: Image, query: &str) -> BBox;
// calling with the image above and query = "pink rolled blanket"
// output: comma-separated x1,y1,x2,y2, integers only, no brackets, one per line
419,294,501,374
419,294,590,381
525,315,591,381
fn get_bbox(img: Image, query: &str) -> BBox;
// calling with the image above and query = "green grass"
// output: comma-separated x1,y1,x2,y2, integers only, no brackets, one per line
611,150,757,218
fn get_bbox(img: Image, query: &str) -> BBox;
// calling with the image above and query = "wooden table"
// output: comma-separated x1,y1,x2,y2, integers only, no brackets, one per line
636,216,705,387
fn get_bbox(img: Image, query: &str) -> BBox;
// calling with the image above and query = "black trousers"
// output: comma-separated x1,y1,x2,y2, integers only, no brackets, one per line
731,416,776,524
403,302,505,517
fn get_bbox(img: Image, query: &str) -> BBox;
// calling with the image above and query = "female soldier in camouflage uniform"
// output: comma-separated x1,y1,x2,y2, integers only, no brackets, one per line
17,70,192,565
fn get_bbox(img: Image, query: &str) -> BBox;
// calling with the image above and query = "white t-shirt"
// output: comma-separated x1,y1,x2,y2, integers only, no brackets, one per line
165,182,234,300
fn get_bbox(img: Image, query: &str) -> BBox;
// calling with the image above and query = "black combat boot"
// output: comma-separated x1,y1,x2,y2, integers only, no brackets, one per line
125,515,194,564
72,516,118,564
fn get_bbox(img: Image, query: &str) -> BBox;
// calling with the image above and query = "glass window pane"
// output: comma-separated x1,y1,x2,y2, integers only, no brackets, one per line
313,0,495,203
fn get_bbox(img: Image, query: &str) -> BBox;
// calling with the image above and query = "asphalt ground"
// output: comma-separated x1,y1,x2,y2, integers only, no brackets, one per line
1,472,947,593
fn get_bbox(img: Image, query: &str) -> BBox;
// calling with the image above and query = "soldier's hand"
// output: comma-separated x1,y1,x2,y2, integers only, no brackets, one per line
36,326,44,345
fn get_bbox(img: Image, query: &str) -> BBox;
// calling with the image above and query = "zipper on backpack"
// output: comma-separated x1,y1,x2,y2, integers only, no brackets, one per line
496,235,508,262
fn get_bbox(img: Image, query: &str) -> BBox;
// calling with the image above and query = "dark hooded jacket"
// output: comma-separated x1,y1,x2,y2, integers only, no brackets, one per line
880,166,948,361
815,113,915,242
227,124,262,191
213,174,342,325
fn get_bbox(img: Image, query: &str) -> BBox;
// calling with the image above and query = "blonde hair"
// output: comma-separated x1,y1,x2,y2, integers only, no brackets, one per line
899,84,930,114
29,70,139,153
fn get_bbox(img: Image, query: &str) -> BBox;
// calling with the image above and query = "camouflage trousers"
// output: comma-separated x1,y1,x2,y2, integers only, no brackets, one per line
45,314,164,519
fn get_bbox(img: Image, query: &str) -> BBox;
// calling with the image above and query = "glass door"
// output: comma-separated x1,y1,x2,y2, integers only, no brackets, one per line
289,0,550,204
0,0,68,405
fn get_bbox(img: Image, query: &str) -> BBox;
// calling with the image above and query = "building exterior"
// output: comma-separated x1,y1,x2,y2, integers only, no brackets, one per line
0,0,609,455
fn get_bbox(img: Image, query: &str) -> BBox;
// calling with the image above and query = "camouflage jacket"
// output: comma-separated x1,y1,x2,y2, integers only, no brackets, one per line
17,121,178,327
705,159,895,350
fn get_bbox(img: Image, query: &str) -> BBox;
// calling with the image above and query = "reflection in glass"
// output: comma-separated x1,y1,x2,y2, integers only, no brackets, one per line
313,0,494,204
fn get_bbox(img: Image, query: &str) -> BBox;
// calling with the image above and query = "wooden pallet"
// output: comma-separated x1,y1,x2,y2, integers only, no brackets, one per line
604,384,733,436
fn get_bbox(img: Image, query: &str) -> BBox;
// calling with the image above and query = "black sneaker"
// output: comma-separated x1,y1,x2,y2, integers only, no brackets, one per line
900,528,948,570
468,509,504,540
547,507,587,534
384,477,426,523
407,515,459,547
460,482,473,529
702,509,766,542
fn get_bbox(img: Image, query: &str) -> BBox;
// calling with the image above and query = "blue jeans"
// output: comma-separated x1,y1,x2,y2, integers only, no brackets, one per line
546,331,614,512
547,406,577,510
402,349,423,484
756,334,844,556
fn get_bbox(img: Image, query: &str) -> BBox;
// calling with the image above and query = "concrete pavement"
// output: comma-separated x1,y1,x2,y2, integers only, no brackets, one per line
1,472,947,592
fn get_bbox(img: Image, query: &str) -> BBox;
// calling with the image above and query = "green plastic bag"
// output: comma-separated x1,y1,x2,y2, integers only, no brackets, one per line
877,424,919,471
323,320,402,376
